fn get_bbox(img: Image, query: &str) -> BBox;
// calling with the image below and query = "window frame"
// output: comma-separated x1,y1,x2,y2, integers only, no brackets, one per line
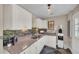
73,12,79,39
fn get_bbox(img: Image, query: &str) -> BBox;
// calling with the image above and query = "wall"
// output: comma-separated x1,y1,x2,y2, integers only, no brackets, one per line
33,15,68,49
46,15,68,49
67,5,79,54
32,15,47,28
35,18,47,28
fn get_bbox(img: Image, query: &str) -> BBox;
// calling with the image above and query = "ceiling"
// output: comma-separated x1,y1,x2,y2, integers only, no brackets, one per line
18,4,77,18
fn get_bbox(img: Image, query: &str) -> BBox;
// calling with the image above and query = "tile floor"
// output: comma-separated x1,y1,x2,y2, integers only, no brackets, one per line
40,46,72,54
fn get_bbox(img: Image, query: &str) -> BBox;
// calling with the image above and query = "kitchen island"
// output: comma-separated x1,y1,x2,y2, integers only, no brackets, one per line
3,33,56,54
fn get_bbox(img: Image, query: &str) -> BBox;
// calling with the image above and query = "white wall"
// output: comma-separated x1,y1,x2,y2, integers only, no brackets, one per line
67,5,79,53
36,18,47,28
3,5,32,30
32,16,47,28
46,15,68,49
33,15,68,49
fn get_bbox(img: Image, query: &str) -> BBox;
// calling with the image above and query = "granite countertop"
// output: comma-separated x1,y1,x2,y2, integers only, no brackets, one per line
3,33,56,54
44,32,56,36
3,34,43,54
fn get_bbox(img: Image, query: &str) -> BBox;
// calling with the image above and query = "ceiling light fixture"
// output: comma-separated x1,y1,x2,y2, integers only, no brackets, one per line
48,4,52,15
48,4,51,9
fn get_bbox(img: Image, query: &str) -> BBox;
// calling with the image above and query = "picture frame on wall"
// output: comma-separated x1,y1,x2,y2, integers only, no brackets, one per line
48,21,54,30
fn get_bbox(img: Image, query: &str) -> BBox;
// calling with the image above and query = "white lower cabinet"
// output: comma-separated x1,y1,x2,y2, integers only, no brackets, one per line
21,36,47,54
20,35,56,54
36,36,47,53
45,36,56,48
0,39,3,53
57,40,64,48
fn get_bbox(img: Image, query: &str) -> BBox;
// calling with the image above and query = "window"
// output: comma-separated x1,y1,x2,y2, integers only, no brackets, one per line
74,18,79,38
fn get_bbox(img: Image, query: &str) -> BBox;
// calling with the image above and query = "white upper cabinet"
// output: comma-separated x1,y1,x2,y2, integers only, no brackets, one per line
3,5,13,30
3,5,32,30
0,5,3,53
12,5,32,30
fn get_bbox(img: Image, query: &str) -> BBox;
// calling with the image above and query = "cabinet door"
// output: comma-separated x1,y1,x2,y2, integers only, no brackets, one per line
21,36,47,54
21,42,38,54
36,37,47,53
0,39,3,53
58,40,64,48
13,5,32,30
0,5,3,53
46,36,56,48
